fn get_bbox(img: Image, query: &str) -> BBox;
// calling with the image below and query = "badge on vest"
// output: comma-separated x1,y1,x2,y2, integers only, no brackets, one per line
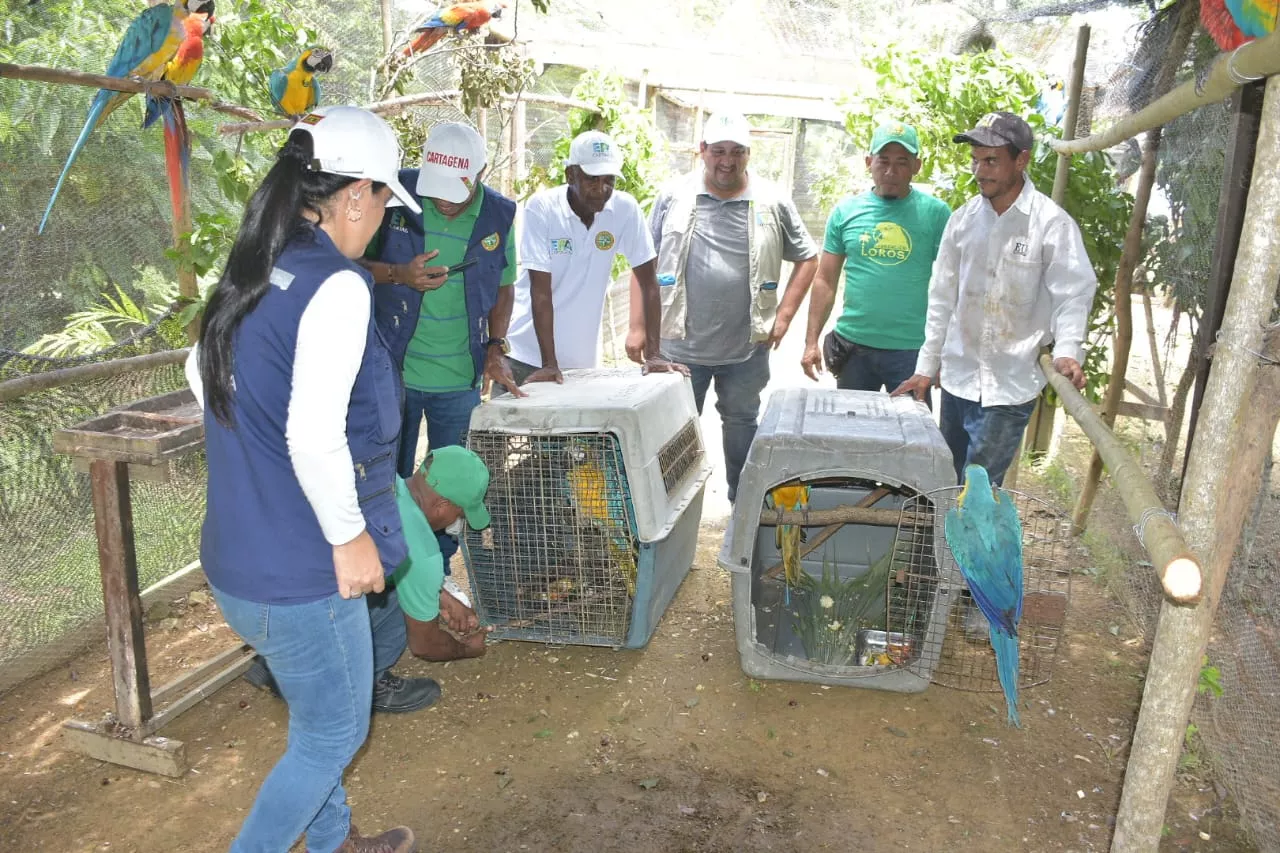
594,231,615,251
389,212,409,233
1013,240,1029,257
550,238,573,255
481,232,501,251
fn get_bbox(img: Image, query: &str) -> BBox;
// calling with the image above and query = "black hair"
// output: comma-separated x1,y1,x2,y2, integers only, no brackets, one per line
1006,143,1025,159
198,130,383,426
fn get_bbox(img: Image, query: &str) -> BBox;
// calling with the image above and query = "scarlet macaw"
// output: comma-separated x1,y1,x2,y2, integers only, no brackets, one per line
402,2,507,57
268,48,334,118
944,464,1024,727
39,0,217,235
1201,0,1278,50
142,11,214,229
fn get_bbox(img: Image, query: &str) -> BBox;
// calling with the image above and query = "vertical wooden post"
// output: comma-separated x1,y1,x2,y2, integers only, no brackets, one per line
379,0,394,56
691,90,706,172
1111,73,1280,853
1180,79,1267,496
508,97,527,196
1014,24,1091,482
89,459,152,729
636,68,648,109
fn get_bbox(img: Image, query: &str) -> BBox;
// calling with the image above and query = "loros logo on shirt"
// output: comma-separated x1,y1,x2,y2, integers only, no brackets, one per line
594,231,615,251
481,232,501,251
550,238,573,255
859,221,913,266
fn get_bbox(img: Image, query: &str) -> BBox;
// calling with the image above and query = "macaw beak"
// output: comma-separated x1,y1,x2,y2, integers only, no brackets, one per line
203,14,215,34
312,51,334,73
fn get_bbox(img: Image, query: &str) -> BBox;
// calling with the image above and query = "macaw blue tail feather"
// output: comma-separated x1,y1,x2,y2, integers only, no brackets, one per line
991,626,1021,728
143,91,169,129
39,90,112,235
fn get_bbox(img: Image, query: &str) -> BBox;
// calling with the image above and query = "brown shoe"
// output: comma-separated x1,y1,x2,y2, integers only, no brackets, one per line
335,824,416,853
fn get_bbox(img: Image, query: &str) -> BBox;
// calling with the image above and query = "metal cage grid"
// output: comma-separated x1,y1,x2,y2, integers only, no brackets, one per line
888,487,1073,693
463,431,640,646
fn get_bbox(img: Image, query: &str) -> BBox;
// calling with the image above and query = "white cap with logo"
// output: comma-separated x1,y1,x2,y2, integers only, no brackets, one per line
291,105,421,214
566,130,623,177
702,111,753,148
416,122,487,204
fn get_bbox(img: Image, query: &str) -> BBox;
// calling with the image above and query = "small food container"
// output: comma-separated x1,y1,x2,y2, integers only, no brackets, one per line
856,629,916,666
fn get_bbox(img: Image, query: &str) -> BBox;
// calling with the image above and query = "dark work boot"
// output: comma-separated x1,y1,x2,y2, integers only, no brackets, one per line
372,671,441,714
242,656,282,699
335,823,416,853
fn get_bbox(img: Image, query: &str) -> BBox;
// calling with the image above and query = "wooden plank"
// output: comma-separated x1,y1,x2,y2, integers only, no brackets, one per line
1183,79,1266,489
0,349,188,404
1124,378,1162,406
150,644,253,708
90,459,152,729
62,720,186,778
1117,400,1169,422
143,649,256,736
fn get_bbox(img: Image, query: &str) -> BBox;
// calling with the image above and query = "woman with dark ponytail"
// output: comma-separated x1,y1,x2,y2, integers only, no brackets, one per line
185,106,424,853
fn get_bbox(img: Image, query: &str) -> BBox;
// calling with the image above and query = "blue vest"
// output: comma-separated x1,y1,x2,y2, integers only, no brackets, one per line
371,172,516,384
201,226,407,604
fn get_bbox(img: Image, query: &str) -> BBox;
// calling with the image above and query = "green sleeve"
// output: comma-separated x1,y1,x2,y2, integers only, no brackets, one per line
500,224,517,286
390,479,443,622
822,201,846,256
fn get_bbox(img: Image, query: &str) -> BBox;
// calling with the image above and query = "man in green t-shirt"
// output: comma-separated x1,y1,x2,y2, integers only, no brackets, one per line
392,445,494,661
801,121,951,406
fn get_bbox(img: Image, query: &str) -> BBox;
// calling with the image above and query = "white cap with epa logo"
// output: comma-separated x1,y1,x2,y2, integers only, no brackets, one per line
292,105,422,214
416,122,487,204
702,111,753,148
566,131,623,177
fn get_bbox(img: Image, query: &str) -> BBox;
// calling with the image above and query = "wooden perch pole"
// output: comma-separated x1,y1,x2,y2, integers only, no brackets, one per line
1111,73,1280,853
1040,353,1201,605
1071,2,1197,533
1050,30,1280,155
756,506,923,528
0,62,262,122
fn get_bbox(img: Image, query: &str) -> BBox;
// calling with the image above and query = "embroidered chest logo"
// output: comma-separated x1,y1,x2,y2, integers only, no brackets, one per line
1013,240,1029,257
594,231,615,251
481,232,501,251
858,221,913,266
389,212,409,233
550,238,573,255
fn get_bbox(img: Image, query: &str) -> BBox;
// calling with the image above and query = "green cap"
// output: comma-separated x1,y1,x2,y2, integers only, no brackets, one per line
870,122,920,156
421,446,491,530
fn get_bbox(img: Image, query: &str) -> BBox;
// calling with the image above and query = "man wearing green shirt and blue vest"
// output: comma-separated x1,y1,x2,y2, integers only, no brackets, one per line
361,122,520,566
801,121,951,406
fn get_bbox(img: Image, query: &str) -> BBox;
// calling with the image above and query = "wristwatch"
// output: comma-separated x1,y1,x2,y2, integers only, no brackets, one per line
485,337,510,355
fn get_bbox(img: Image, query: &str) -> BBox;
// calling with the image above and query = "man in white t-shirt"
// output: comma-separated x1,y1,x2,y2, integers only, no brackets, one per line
506,131,686,384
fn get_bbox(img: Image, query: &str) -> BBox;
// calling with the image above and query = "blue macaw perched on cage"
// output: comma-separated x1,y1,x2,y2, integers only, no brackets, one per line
564,441,639,596
944,464,1024,727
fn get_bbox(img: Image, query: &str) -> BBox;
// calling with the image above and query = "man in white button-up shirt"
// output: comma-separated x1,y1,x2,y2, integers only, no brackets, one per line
893,111,1097,486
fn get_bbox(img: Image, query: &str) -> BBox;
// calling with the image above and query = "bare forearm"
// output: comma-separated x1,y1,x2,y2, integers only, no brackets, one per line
357,258,401,285
777,256,818,325
529,271,557,368
805,272,838,347
632,261,662,359
488,285,513,339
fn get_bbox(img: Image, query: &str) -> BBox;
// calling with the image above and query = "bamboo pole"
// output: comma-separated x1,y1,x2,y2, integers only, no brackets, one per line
1040,353,1201,605
755,506,924,528
0,350,190,404
0,63,262,122
1142,290,1165,406
1012,25,1091,484
1050,30,1280,156
1111,73,1280,853
1070,4,1196,533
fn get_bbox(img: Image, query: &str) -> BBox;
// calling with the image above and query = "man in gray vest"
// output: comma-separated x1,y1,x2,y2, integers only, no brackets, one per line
636,111,818,502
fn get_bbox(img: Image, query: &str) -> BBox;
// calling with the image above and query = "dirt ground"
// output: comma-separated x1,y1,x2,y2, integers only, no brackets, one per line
0,507,1256,852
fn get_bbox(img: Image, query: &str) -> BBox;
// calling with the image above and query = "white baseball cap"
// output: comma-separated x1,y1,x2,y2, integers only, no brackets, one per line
416,122,487,204
566,131,623,177
702,111,753,148
291,106,421,214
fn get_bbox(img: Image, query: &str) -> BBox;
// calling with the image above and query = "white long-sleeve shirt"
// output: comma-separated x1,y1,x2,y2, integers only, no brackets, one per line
186,270,371,546
914,178,1098,406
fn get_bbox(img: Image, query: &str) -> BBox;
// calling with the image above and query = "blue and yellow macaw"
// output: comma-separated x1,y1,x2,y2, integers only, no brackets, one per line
565,446,638,596
268,47,333,118
1201,0,1277,49
766,482,809,605
142,10,213,230
403,2,507,57
944,464,1024,727
39,0,216,235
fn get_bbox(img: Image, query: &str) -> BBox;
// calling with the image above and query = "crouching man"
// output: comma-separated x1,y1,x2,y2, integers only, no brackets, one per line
393,445,494,660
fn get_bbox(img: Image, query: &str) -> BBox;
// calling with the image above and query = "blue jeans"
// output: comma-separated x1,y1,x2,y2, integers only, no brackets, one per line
837,342,930,410
683,344,771,503
398,386,480,569
211,585,373,853
939,390,1036,486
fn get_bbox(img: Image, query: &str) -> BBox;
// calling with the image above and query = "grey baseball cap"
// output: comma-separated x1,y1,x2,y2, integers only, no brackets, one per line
953,111,1034,152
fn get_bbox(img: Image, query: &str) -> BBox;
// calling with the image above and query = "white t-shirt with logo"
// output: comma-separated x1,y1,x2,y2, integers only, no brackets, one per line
507,185,656,369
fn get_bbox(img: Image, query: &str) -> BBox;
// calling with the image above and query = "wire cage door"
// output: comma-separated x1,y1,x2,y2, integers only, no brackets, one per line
463,431,641,647
886,486,1073,692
